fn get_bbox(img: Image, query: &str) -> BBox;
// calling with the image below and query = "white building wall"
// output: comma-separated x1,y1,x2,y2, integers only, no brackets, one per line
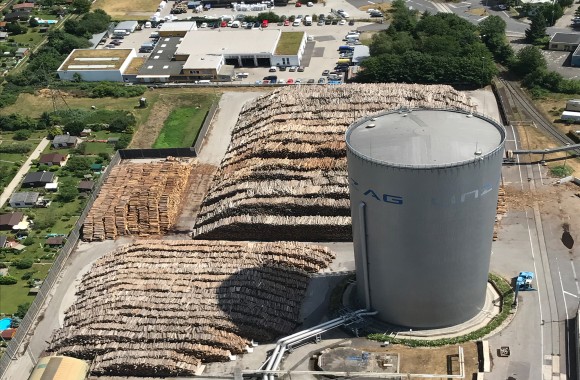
119,49,137,74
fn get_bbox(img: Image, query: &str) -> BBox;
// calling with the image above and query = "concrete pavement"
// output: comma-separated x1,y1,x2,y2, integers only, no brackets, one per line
0,137,50,208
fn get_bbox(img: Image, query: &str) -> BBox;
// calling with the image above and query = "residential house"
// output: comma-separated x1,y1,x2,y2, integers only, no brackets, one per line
12,3,35,10
52,134,81,148
9,192,42,208
0,21,7,30
78,180,94,192
22,171,54,187
0,32,8,40
38,152,68,166
0,212,25,230
80,128,92,137
548,33,580,52
15,47,29,58
4,11,31,22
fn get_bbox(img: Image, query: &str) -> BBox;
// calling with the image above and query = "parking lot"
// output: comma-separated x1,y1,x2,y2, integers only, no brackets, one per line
97,0,379,83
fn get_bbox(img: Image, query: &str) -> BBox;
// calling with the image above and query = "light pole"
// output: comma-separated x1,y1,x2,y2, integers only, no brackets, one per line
563,143,571,173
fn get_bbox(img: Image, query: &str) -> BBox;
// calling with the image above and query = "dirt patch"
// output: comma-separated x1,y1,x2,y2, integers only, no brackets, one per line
359,3,392,12
37,88,74,98
467,7,488,16
92,0,158,18
353,343,479,377
514,123,579,175
129,95,173,148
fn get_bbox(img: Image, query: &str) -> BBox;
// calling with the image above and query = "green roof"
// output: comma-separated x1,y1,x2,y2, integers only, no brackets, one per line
91,164,103,170
275,32,305,55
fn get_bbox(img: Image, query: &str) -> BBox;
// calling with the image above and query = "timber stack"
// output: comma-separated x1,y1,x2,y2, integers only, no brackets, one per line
83,161,193,241
48,240,335,377
192,84,476,242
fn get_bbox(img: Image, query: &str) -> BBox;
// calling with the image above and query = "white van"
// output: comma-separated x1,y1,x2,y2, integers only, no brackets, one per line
145,21,152,28
231,20,241,28
292,19,301,26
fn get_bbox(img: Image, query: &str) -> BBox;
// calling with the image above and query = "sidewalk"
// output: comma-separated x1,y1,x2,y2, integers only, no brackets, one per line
0,137,50,208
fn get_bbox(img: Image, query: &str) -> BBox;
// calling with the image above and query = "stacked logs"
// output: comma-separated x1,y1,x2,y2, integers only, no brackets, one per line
83,161,193,241
193,84,476,241
48,240,335,377
494,186,507,241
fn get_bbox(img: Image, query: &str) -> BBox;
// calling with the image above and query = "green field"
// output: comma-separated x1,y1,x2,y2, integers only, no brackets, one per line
153,106,209,148
11,31,45,47
0,263,51,314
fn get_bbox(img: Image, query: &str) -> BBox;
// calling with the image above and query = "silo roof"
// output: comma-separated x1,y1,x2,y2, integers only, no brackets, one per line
346,109,504,167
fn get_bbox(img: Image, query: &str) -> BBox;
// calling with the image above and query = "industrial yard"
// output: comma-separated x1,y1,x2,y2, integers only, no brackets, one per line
1,83,578,380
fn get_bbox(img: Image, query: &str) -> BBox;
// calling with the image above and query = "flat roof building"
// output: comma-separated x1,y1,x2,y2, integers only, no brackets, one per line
115,20,138,33
28,356,89,380
57,49,137,82
549,33,580,51
158,21,197,37
9,192,40,208
572,45,580,67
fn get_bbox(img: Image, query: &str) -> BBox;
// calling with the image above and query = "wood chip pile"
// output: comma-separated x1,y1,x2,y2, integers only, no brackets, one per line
83,161,193,241
494,186,507,241
48,240,334,377
193,84,475,241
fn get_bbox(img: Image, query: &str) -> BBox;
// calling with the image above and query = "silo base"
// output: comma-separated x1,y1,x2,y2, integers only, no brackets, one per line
346,281,504,340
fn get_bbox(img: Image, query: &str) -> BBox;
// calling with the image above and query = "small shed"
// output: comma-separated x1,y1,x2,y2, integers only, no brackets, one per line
78,180,94,192
0,32,8,40
91,163,103,172
39,152,68,166
45,182,58,191
46,236,65,246
15,48,29,58
107,137,119,144
52,135,81,148
80,128,92,137
0,328,17,340
548,33,580,52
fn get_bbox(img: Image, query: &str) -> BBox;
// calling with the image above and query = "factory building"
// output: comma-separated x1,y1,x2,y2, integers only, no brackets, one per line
346,109,505,328
57,49,139,82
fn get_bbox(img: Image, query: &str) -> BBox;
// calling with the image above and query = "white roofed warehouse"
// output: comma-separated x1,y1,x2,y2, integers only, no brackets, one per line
57,49,138,82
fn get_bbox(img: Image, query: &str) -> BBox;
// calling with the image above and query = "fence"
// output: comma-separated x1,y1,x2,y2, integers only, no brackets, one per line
193,101,219,154
118,147,197,159
0,151,122,378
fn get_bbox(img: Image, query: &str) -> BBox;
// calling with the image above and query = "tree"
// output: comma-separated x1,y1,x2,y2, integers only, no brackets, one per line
64,120,85,136
6,22,26,35
525,13,547,43
115,134,132,150
29,17,39,27
47,126,63,139
479,15,506,41
57,181,79,202
71,0,91,13
66,156,91,176
14,302,30,318
512,46,547,77
0,276,18,285
72,72,82,82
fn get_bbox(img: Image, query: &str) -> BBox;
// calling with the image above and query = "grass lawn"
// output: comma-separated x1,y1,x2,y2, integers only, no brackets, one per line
153,106,208,148
0,263,52,315
275,32,305,55
84,142,114,155
11,31,45,47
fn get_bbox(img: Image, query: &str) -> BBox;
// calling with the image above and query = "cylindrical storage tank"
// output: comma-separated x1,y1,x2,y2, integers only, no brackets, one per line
346,109,505,328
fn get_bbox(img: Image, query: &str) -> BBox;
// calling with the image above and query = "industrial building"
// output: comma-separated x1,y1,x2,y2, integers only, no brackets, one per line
548,33,580,51
57,49,140,82
572,45,580,67
346,109,505,328
158,21,197,37
114,20,138,33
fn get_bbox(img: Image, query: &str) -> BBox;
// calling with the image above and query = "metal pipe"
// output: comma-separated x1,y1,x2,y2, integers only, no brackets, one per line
359,202,371,310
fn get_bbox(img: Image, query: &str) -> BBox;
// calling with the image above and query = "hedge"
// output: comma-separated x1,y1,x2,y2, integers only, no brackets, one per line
367,273,515,347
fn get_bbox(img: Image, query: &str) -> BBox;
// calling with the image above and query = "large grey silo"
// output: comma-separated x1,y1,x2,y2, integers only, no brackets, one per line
346,109,505,328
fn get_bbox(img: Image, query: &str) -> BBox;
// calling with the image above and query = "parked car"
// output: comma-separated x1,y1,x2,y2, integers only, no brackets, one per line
221,21,227,27
287,78,294,84
284,19,290,26
349,20,355,25
292,19,301,26
241,22,247,27
322,69,330,76
105,44,115,48
339,19,346,25
295,79,302,83
111,40,122,45
269,66,277,72
307,1,313,6
262,19,268,27
318,77,325,84
297,66,305,72
295,1,302,6
317,20,324,26
279,66,287,71
307,79,315,84
246,23,253,29
289,66,297,72
253,22,261,28
325,19,332,25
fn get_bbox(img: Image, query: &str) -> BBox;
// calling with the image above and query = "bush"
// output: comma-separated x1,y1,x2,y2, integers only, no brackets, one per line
13,258,34,269
22,237,35,246
13,130,31,141
550,165,574,178
0,144,32,154
14,302,31,318
0,275,18,285
0,263,6,268
21,271,36,280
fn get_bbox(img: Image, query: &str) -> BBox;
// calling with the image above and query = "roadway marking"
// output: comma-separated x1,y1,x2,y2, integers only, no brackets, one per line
477,15,489,22
537,163,544,185
570,261,580,296
563,290,577,298
430,1,453,13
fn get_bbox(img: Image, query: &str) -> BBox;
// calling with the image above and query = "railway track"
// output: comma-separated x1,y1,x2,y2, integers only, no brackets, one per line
499,78,580,156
